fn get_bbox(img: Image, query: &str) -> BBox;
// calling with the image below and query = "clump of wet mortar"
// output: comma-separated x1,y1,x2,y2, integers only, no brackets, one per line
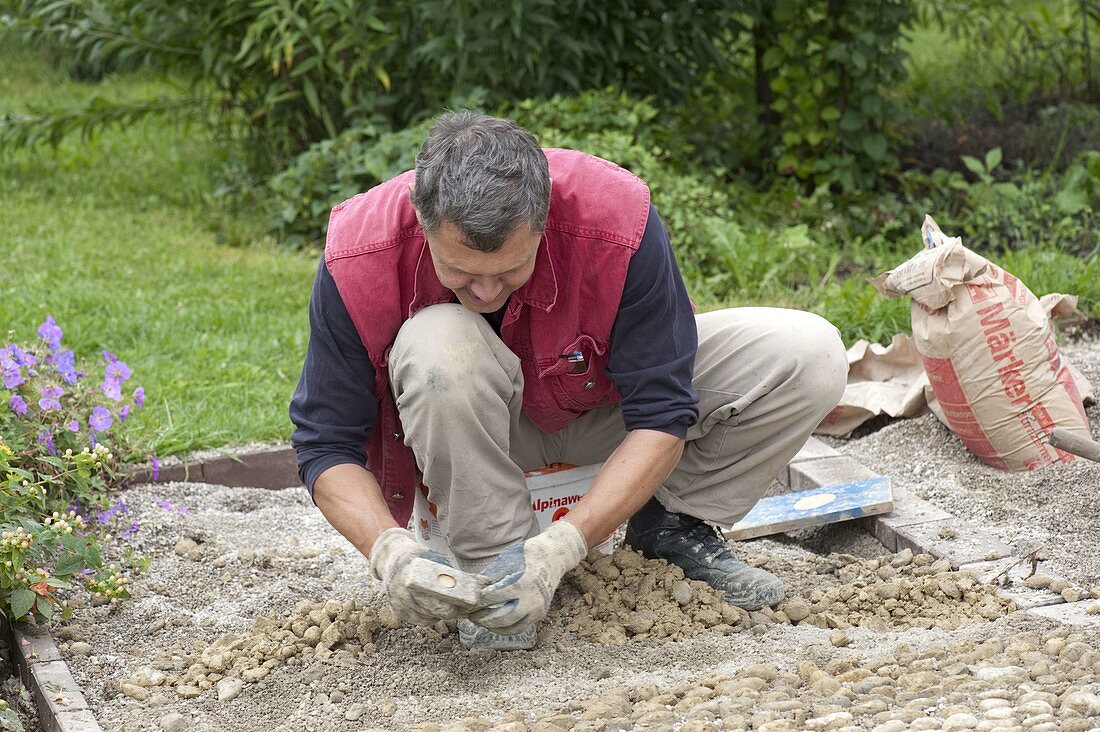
558,546,1016,647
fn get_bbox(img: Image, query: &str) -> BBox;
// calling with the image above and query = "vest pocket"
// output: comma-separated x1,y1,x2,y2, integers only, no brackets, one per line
543,334,616,412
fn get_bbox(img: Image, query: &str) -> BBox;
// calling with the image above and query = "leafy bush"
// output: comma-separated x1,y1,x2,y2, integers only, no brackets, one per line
760,0,912,190
0,0,737,166
0,317,146,622
2,0,917,192
1,0,395,166
265,92,739,265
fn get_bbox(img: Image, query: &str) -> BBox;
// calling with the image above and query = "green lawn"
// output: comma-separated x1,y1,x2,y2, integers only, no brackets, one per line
1,46,318,456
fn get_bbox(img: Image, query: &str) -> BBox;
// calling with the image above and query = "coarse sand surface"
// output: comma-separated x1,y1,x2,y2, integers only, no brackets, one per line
49,336,1100,731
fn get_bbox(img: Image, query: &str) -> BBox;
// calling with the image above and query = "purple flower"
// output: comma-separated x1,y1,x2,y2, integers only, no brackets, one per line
119,404,131,421
80,568,95,576
151,454,160,481
89,406,112,431
96,499,129,524
89,430,97,448
1,368,22,390
101,350,118,364
105,360,132,382
119,521,140,539
38,385,63,411
5,345,33,367
37,430,56,456
157,499,174,511
176,505,189,515
38,316,63,352
54,349,78,385
8,395,28,415
133,386,145,408
100,378,122,401
66,420,80,432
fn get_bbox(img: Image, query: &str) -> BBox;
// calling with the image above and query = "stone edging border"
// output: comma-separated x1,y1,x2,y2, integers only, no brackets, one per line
8,436,1095,732
127,444,300,491
782,437,1098,626
2,620,101,732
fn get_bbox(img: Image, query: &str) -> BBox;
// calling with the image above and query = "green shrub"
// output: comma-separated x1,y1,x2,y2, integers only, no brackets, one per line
1,317,147,622
2,0,917,191
265,92,743,276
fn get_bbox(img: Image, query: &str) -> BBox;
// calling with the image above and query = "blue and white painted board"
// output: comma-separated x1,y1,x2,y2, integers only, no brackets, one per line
723,477,893,541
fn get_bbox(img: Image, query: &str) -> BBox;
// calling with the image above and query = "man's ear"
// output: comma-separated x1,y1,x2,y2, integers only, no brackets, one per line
407,183,421,223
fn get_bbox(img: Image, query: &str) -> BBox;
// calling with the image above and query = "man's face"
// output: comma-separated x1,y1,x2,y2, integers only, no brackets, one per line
425,221,541,313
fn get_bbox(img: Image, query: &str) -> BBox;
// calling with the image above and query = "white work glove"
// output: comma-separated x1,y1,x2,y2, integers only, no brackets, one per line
469,520,588,635
369,527,470,626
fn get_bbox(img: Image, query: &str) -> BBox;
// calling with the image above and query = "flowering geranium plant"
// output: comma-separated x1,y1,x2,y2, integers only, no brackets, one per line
0,317,146,623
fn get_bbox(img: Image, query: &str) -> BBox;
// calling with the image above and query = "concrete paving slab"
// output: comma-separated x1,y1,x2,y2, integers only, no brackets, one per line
958,558,1067,609
30,660,91,714
1029,600,1100,626
789,456,879,491
862,489,954,552
11,622,62,663
778,438,845,487
49,710,102,732
893,519,1013,568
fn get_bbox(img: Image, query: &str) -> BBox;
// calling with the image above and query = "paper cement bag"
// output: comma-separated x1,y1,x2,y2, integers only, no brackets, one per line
870,215,1090,471
815,334,930,437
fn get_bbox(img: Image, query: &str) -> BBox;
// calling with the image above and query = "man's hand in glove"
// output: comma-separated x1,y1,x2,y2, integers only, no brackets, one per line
369,527,474,626
469,520,588,635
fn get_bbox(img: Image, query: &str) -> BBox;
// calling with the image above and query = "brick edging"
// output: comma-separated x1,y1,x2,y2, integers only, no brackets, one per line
3,620,102,732
786,437,1082,618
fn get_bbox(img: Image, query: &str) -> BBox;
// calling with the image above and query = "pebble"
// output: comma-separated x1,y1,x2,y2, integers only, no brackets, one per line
345,704,366,721
379,699,397,717
672,581,693,605
783,598,811,623
943,712,979,730
159,712,190,732
829,630,850,647
872,721,908,732
216,677,243,702
121,683,150,701
69,642,93,656
1061,691,1100,717
174,538,199,557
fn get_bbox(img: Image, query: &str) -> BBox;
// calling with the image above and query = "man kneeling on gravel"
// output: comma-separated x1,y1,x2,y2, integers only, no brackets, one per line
290,111,848,650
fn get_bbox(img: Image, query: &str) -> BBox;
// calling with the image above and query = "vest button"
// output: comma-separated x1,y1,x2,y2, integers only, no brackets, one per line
392,492,404,499
584,380,596,390
392,432,401,441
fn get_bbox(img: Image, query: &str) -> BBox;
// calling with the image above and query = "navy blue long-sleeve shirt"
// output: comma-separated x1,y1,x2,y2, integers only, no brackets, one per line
290,204,699,493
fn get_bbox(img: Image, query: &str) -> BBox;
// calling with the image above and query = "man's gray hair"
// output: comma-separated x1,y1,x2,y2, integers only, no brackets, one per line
411,111,550,252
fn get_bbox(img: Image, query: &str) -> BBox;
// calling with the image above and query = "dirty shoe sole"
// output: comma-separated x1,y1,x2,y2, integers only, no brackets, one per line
457,619,537,650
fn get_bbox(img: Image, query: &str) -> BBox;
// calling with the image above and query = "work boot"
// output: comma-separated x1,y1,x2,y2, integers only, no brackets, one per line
457,619,537,651
624,497,785,610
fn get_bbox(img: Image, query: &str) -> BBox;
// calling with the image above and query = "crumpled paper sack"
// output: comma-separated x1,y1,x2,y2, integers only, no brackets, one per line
816,217,1093,464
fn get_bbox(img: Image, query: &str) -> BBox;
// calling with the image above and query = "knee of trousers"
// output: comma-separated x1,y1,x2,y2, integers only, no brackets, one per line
778,311,848,416
390,303,514,396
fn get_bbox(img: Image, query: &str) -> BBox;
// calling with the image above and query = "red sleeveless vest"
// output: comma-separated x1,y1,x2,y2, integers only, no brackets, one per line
325,149,650,525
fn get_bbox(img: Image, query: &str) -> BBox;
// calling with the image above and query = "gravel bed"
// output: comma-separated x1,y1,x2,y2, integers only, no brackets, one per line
46,334,1100,731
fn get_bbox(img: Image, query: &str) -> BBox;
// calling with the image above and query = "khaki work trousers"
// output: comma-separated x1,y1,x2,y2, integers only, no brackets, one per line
389,304,848,571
